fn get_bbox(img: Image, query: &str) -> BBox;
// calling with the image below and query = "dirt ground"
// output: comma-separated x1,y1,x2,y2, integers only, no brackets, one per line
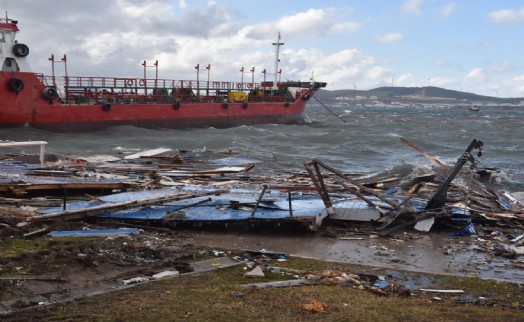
0,225,199,314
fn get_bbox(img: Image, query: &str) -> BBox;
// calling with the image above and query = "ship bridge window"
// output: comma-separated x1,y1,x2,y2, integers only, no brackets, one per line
2,58,20,72
0,31,5,43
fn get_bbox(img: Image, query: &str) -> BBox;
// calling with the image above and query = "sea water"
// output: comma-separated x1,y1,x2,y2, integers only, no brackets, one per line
1,104,523,191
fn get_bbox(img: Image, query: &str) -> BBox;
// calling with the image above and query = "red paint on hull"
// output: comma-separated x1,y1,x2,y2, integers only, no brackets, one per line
0,72,320,132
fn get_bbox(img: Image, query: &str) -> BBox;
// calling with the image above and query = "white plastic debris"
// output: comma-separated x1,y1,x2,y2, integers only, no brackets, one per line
151,271,180,280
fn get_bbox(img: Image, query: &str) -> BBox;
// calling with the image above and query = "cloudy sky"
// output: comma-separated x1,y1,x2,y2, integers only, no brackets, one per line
2,0,523,97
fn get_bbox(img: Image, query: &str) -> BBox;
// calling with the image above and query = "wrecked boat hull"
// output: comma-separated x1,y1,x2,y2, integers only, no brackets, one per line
38,187,329,231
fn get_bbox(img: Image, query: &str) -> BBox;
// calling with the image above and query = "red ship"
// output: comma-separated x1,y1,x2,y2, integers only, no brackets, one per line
0,15,326,132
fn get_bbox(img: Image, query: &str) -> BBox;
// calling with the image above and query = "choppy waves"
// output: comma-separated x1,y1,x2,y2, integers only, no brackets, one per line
1,104,523,190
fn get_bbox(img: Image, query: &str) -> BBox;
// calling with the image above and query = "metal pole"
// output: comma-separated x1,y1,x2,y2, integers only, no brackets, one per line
154,60,158,89
251,185,268,218
48,54,55,87
288,191,293,217
425,139,483,210
195,64,200,100
206,64,210,98
240,67,244,89
63,187,68,211
62,54,68,79
272,32,284,85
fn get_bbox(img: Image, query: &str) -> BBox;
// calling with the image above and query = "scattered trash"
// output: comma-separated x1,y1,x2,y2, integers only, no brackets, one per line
122,276,149,286
301,299,328,313
244,266,265,278
419,289,465,294
151,271,180,280
448,223,477,237
211,249,226,257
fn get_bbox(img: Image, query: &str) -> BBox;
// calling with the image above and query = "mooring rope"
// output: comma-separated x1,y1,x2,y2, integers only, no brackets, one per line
311,94,347,123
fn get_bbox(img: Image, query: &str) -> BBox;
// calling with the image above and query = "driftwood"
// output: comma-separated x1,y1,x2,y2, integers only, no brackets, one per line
399,137,447,168
0,182,135,197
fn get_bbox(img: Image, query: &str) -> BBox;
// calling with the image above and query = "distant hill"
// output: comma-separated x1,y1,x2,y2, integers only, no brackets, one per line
316,86,523,105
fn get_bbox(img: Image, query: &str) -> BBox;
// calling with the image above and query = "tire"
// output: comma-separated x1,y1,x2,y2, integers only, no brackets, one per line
7,78,24,93
12,43,29,57
42,87,58,101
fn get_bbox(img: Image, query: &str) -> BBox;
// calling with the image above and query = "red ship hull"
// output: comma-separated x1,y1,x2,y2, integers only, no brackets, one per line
0,72,317,132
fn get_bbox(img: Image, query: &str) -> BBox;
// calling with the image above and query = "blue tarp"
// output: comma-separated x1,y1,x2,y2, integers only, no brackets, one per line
48,228,139,237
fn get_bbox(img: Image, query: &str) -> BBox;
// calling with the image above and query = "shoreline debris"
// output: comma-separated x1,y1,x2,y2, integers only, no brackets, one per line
0,138,522,267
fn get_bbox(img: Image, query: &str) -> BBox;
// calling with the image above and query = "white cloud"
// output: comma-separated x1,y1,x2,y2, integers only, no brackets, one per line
330,21,361,33
117,0,172,20
402,0,423,15
366,66,389,81
374,33,403,43
428,76,456,88
488,7,524,23
437,3,456,19
512,76,524,94
393,74,416,87
466,68,488,82
243,8,359,40
275,9,329,37
178,0,187,9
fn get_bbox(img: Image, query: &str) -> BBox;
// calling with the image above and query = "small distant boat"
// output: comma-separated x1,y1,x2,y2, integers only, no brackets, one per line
0,15,326,132
468,105,480,112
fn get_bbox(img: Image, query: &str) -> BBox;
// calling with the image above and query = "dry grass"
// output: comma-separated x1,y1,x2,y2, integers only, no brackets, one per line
4,256,523,322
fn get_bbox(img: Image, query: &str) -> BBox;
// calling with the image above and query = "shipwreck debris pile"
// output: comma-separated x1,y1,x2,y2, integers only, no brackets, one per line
305,138,523,236
0,138,522,239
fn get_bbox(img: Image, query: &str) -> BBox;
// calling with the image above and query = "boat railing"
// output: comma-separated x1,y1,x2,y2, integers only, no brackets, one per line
37,75,302,105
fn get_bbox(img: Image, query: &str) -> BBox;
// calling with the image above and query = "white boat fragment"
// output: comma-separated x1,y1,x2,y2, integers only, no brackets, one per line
124,148,173,160
414,217,435,232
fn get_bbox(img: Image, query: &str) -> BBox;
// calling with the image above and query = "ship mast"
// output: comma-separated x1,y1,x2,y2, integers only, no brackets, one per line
272,32,284,85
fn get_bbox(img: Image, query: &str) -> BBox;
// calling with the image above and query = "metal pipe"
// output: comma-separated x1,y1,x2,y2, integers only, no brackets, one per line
251,185,268,218
288,191,293,217
62,187,68,211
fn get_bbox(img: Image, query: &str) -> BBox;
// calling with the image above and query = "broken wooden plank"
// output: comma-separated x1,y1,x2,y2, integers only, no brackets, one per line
159,165,254,177
0,182,134,197
399,137,447,167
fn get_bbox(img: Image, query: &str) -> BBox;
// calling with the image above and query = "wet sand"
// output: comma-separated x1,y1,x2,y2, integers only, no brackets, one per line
188,230,524,284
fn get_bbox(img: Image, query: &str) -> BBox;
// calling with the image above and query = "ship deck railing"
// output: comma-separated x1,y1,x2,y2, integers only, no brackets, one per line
37,75,310,105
